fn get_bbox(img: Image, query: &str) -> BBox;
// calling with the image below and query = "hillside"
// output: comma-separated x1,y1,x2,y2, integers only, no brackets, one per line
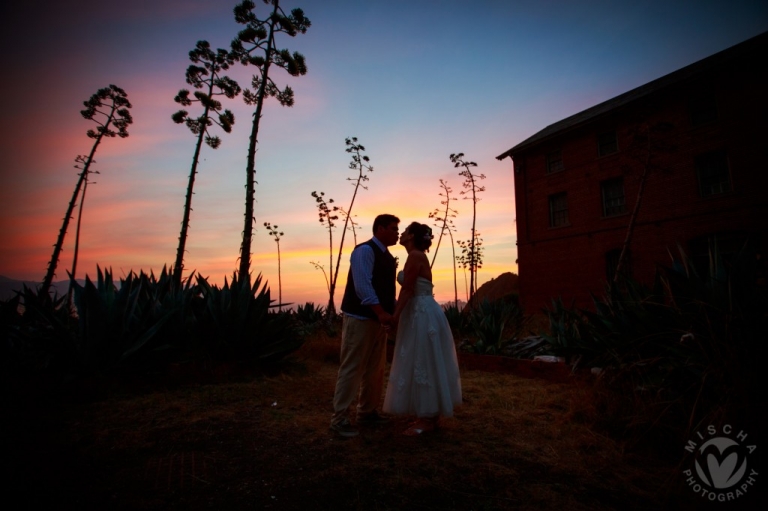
0,276,80,301
469,272,519,306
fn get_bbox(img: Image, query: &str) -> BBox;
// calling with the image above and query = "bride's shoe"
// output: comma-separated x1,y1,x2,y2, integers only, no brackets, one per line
403,417,438,436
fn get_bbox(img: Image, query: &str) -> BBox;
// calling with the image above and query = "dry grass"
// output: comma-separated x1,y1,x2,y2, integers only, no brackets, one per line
4,330,704,510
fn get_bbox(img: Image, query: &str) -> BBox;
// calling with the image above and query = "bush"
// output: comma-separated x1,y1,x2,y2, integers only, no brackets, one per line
2,285,77,380
195,272,304,362
501,336,552,359
294,302,325,335
2,268,307,386
462,296,529,355
71,266,184,375
442,302,465,335
543,243,767,437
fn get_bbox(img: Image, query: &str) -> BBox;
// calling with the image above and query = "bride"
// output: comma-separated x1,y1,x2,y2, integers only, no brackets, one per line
383,221,462,435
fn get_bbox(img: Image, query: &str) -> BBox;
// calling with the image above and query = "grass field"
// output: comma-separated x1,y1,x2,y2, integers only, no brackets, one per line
3,329,736,510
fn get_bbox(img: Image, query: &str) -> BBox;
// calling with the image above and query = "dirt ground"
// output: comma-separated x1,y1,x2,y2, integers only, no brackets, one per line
2,331,753,510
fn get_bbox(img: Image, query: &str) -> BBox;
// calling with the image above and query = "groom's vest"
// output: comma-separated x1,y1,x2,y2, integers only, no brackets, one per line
341,239,396,319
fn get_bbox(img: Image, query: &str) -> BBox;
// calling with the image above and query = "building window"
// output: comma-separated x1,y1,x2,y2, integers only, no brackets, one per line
546,149,564,174
695,150,731,197
549,192,569,227
689,96,718,126
597,130,618,156
688,232,752,278
601,177,626,216
605,248,631,282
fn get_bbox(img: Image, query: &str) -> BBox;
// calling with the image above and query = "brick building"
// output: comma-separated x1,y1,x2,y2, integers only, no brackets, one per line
496,32,768,314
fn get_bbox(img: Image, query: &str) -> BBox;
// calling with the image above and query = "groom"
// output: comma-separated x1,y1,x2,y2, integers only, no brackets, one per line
330,213,400,437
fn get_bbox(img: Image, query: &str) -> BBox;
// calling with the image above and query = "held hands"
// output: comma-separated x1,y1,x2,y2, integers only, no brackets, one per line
377,311,394,330
371,304,397,333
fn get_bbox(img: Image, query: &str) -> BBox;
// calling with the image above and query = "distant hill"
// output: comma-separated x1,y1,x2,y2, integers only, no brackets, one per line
468,272,519,307
440,299,467,310
0,275,84,301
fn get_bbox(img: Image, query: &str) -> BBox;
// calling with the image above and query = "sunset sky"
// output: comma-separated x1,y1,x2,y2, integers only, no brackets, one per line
1,0,766,306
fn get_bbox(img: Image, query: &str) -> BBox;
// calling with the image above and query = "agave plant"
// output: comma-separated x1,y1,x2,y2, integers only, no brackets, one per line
442,302,465,335
463,297,528,355
295,302,325,324
2,284,78,378
293,302,325,336
542,242,767,437
71,266,180,375
542,297,591,365
502,336,553,359
195,272,304,362
657,244,766,429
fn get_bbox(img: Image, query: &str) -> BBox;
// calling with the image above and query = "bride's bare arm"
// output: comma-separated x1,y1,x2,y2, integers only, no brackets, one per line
394,251,428,321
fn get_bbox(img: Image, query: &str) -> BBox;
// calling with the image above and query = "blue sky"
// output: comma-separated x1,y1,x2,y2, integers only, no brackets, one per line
1,0,766,305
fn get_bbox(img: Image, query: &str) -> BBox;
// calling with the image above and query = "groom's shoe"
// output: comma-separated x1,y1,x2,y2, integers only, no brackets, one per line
330,418,359,437
357,410,389,425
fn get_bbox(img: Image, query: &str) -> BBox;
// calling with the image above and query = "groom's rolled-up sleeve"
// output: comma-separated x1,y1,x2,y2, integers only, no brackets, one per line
350,245,379,306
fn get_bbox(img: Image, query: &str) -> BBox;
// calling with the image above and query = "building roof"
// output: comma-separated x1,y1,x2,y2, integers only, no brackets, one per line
496,31,768,161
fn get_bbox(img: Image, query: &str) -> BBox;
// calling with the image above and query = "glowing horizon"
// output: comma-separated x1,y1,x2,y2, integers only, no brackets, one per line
2,1,766,308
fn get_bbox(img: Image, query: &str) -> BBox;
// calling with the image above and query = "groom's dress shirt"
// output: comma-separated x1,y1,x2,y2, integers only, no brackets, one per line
345,236,389,320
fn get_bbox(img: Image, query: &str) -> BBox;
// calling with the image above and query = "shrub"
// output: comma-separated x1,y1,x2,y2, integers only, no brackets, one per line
543,243,767,437
71,266,181,375
3,267,307,386
442,302,465,335
195,272,304,362
502,336,553,359
2,285,77,379
462,296,529,355
295,302,325,335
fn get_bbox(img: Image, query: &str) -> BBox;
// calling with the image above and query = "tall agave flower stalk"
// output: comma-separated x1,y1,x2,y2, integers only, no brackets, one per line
451,152,485,302
67,155,99,305
171,40,240,288
327,137,373,319
42,85,133,297
230,0,310,283
264,222,284,311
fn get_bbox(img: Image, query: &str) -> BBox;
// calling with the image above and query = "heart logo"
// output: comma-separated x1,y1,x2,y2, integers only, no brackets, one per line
695,437,748,489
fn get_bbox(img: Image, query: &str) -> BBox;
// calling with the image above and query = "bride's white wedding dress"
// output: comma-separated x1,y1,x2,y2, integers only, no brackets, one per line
383,271,462,418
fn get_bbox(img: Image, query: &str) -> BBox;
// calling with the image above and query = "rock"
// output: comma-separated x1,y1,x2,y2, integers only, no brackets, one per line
467,272,519,307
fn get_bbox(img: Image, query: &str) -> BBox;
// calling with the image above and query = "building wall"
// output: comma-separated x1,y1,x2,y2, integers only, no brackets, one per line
511,49,768,314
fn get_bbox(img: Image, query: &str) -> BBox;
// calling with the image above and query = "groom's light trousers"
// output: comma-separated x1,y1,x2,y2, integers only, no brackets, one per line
331,315,387,426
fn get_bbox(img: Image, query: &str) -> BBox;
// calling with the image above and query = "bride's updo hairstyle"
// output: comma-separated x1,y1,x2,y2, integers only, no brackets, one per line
407,221,434,252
